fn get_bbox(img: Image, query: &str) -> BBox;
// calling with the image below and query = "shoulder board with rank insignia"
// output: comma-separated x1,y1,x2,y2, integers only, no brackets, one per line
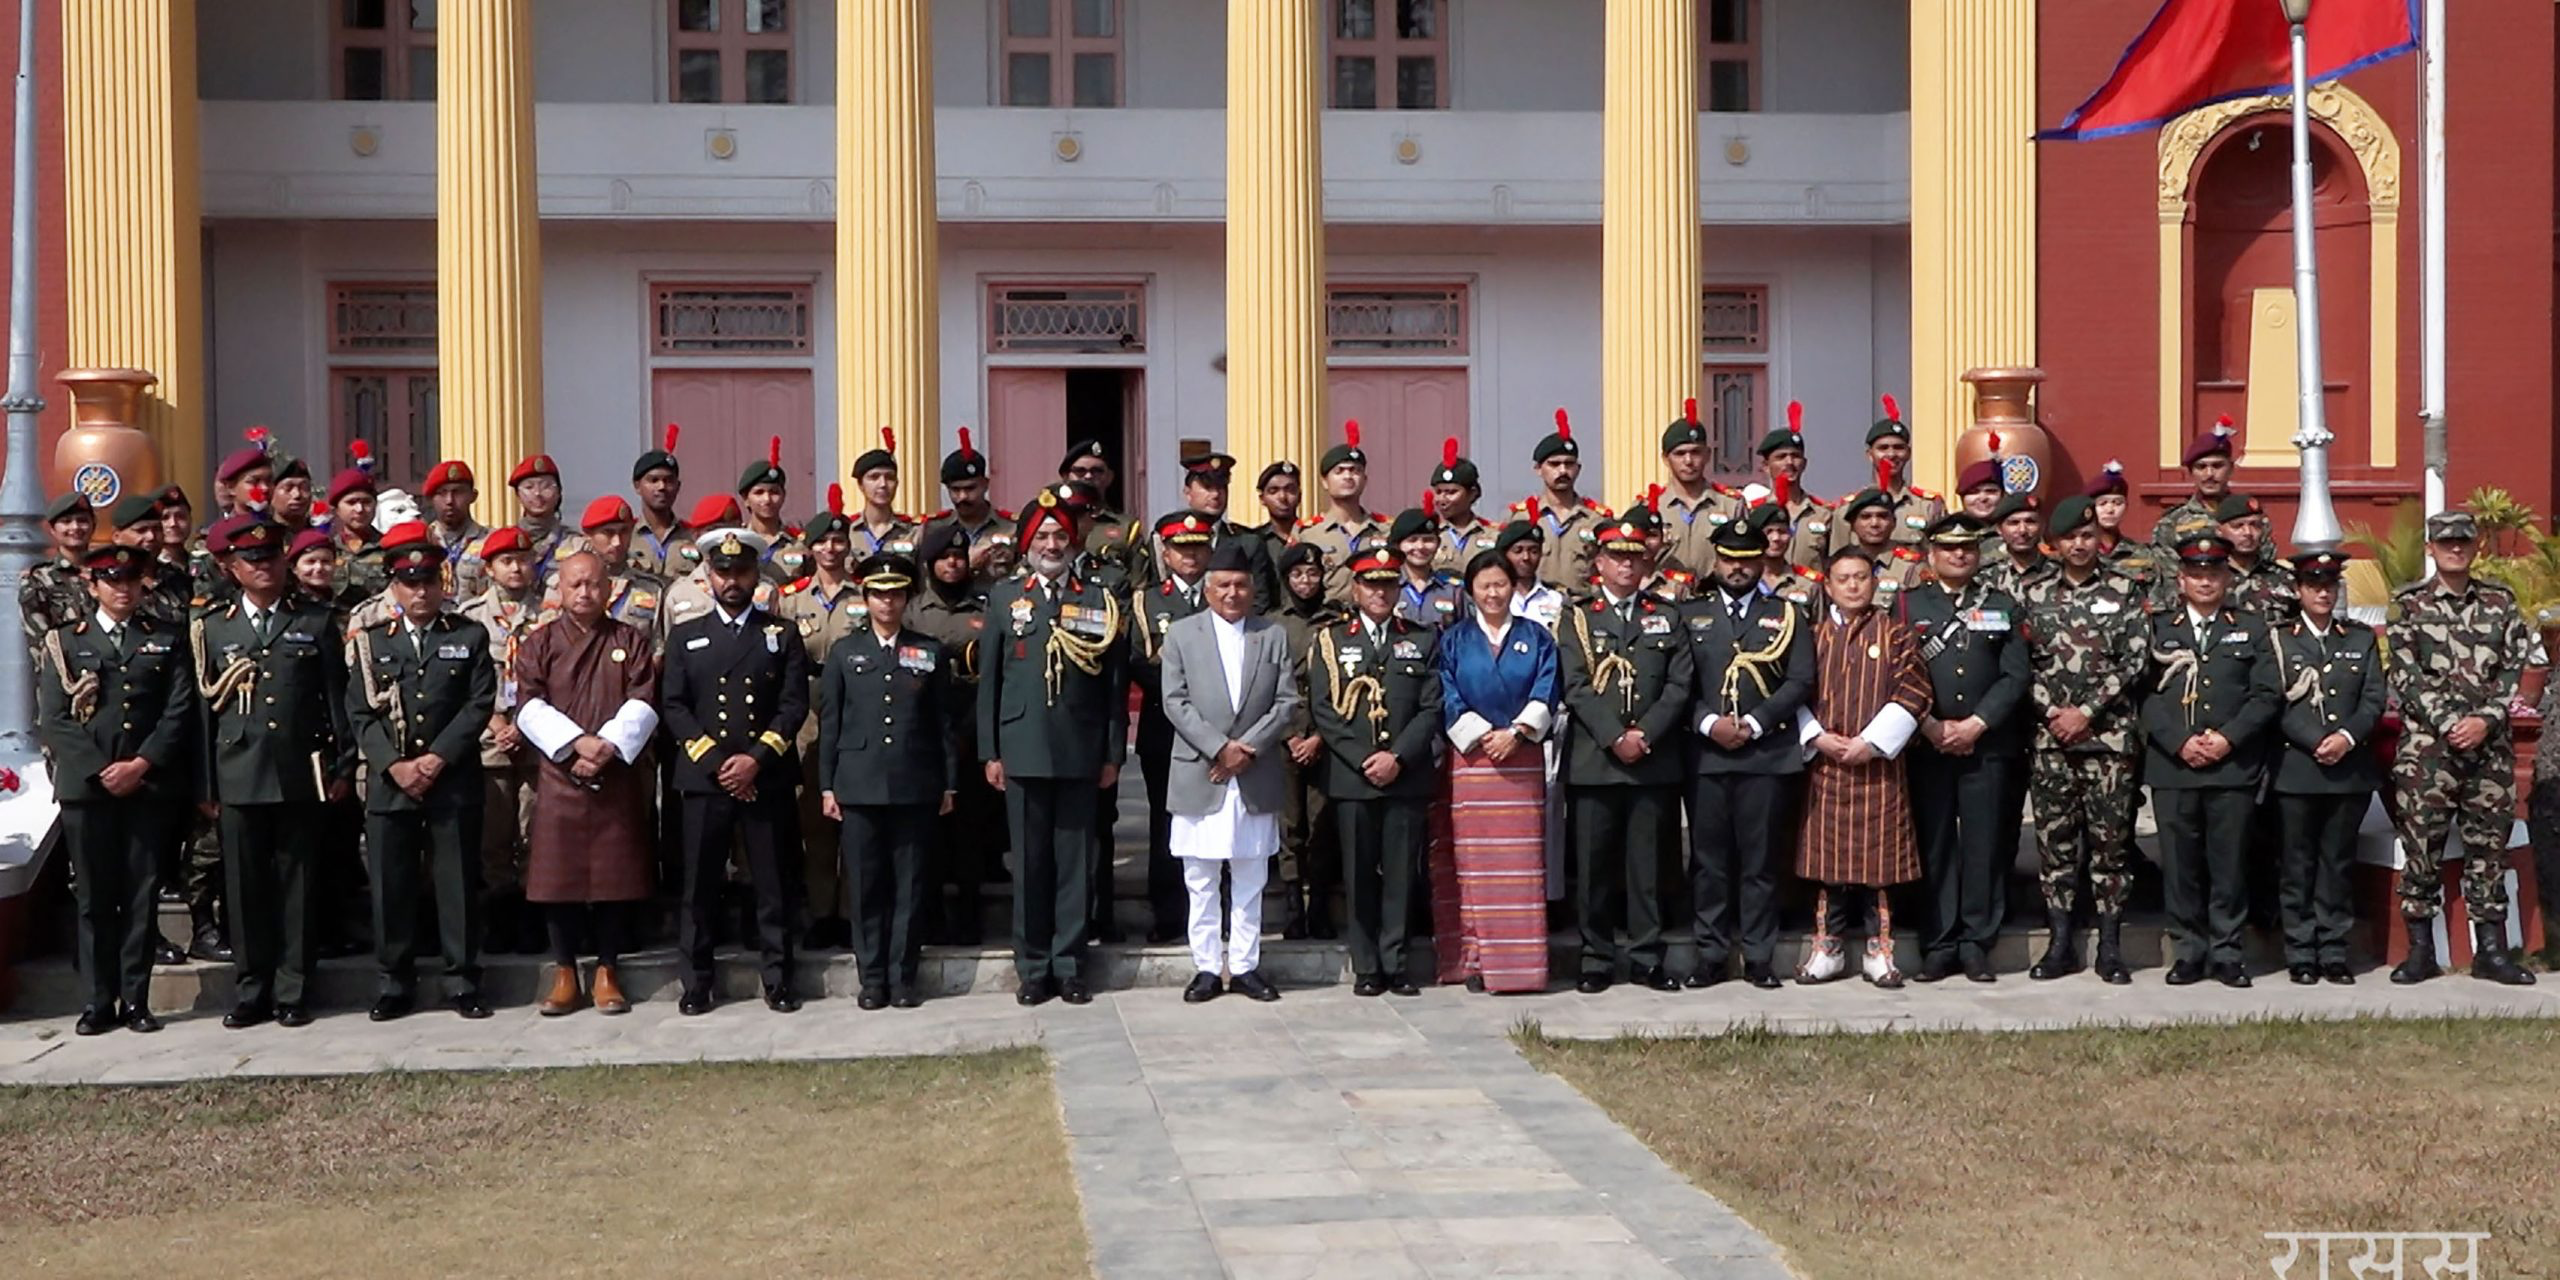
1909,487,1939,501
1297,514,1323,528
996,507,1016,520
1892,545,1922,561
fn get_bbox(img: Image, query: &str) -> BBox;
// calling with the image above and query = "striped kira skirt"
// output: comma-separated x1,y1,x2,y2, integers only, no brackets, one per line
1431,749,1551,993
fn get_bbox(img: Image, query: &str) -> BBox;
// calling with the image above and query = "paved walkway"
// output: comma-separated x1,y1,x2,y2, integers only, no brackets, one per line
6,974,2558,1278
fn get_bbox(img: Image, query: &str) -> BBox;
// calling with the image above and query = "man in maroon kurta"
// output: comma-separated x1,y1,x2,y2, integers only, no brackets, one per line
514,552,660,1014
1796,546,1932,988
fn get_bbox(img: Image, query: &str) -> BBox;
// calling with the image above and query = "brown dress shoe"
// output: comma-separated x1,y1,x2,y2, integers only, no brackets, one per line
538,964,586,1017
591,964,631,1015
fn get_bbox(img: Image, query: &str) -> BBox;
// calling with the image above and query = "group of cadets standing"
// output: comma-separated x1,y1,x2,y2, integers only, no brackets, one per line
23,392,2541,1031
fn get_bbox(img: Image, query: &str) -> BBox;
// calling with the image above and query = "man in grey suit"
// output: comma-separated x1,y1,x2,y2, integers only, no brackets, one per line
1160,543,1303,1003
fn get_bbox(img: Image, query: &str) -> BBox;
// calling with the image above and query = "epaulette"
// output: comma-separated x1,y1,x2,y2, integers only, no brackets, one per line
781,577,811,596
70,620,89,635
1582,498,1614,515
1793,565,1823,580
1507,498,1528,512
1297,514,1323,528
2391,579,2432,598
1369,510,1389,523
1908,486,1939,501
1891,545,1922,561
1665,569,1694,583
996,507,1016,519
1711,483,1742,498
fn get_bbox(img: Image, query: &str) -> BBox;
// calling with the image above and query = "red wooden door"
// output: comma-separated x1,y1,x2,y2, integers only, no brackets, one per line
987,367,1069,511
651,368,818,505
1325,367,1469,512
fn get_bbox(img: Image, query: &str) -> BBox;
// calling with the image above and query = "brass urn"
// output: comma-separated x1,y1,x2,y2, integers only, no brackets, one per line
52,368,165,536
1952,367,2054,503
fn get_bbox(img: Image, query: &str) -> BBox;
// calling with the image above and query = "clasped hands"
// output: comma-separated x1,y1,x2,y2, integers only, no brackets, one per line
1208,740,1256,784
1920,715,1988,756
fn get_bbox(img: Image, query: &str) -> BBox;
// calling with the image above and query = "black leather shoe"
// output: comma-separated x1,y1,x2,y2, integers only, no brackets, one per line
222,1002,273,1029
1060,979,1093,1005
122,1007,162,1034
153,939,188,968
678,987,713,1016
369,993,414,1022
891,990,923,1009
2289,964,2321,986
1015,978,1055,1006
74,1007,114,1036
2322,961,2356,986
1743,962,1784,990
1912,954,1959,984
1352,976,1386,998
762,983,802,1013
189,927,233,963
2211,962,2251,989
1963,953,1997,984
1231,971,1279,1003
454,992,494,1019
276,1003,313,1028
857,987,888,1011
2163,959,2204,986
1387,978,1422,997
1575,974,1611,994
1685,964,1729,989
1183,973,1223,1003
1641,966,1680,992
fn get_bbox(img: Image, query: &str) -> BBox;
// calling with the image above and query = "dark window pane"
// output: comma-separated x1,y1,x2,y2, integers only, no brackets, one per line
407,0,437,31
1007,0,1051,37
410,377,441,466
1006,52,1052,106
676,49,721,102
745,49,790,103
342,47,386,100
1397,0,1436,40
1710,0,1747,44
1072,53,1117,108
750,0,787,34
1336,0,1375,41
1708,61,1751,112
344,376,389,441
1333,56,1376,109
677,0,718,32
406,47,436,101
344,0,388,31
1071,0,1115,38
1395,56,1437,109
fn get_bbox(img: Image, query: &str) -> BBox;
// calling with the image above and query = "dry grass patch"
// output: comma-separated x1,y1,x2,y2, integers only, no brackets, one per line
0,1050,1086,1280
1525,1017,2560,1280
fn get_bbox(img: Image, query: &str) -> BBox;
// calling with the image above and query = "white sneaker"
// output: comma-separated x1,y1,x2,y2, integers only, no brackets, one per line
1797,938,1846,983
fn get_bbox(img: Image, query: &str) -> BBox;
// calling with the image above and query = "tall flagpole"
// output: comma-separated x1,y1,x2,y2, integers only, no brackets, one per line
2282,0,2344,553
0,0,50,753
2418,0,2447,521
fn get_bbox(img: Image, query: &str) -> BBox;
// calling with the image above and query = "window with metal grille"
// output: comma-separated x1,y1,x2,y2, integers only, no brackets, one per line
1699,0,1759,112
1000,0,1124,108
1701,284,1769,475
1701,285,1768,354
334,0,436,102
1330,0,1447,110
329,283,438,355
651,283,813,356
987,283,1146,354
670,0,794,104
1326,286,1468,354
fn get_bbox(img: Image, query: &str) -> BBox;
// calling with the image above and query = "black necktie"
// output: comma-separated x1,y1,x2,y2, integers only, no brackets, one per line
111,624,131,660
1616,598,1635,625
1728,592,1748,625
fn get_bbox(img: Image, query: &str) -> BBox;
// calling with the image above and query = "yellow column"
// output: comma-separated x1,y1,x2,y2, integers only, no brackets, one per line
61,1,207,495
437,0,545,525
839,3,941,507
1600,0,1701,507
1225,0,1327,498
1909,0,2037,490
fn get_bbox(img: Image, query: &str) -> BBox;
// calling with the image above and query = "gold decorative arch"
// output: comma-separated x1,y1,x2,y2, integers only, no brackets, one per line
2154,83,2401,470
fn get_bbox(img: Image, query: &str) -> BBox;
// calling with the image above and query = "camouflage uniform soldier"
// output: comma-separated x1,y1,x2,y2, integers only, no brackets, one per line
2383,509,2537,985
2017,497,2147,983
2211,493,2296,627
2149,415,2245,565
22,494,99,641
1979,491,2047,600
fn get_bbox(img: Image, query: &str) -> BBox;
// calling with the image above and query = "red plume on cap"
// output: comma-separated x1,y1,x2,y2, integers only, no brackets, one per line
827,483,845,517
1554,408,1572,440
1683,398,1698,426
768,436,782,467
1787,401,1803,434
1644,483,1664,514
1421,490,1437,519
1523,496,1543,523
2103,458,2124,475
1880,394,1901,424
880,426,896,454
246,425,272,454
1874,458,1894,492
663,423,680,453
957,425,977,459
1345,419,1362,449
349,439,375,473
2212,413,2236,437
1774,470,1793,507
1442,437,1459,468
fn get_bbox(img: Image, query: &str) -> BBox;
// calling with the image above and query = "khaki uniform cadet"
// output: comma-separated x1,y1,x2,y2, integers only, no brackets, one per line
2266,550,2384,986
1745,402,1837,574
779,496,868,950
978,491,1130,1006
458,527,546,954
1427,440,1503,577
1148,453,1279,613
1130,512,1218,941
21,493,98,640
453,455,570,603
1654,401,1733,577
626,425,691,582
814,553,963,1009
2018,497,2150,983
1309,548,1442,994
735,435,816,587
662,528,816,1014
192,520,356,1028
917,428,1017,589
2383,508,2538,986
346,526,499,1020
1826,396,1944,558
1900,514,2033,983
542,497,671,647
37,545,198,1035
1835,476,1928,605
1299,422,1391,604
1381,502,1463,629
2213,494,2298,627
844,428,922,567
906,522,997,943
1267,542,1342,939
1558,516,1697,993
2139,533,2279,988
1514,409,1613,593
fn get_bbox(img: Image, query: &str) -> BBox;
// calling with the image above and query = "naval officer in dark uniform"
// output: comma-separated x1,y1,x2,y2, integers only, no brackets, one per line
38,545,197,1035
347,523,498,1021
2268,549,2384,985
817,553,960,1009
662,528,814,1014
1308,549,1442,996
979,489,1128,1006
195,517,355,1028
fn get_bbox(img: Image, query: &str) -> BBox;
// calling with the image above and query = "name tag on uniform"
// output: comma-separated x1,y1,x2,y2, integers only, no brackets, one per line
686,635,712,651
1962,608,2010,632
1641,614,1672,635
1689,616,1714,632
1757,614,1784,629
284,631,315,644
1391,640,1423,660
2223,632,2251,646
1339,645,1364,662
436,643,470,659
219,642,244,658
2090,599,2122,616
138,640,171,655
897,645,933,672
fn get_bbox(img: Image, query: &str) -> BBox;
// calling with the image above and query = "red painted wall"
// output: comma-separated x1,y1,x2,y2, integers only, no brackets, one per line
2037,0,2558,543
0,0,69,477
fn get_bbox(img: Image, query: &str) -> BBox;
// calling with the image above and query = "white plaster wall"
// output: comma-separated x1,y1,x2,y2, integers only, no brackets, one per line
206,221,436,465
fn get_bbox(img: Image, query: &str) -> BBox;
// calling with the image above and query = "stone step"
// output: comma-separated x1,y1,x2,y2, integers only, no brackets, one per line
10,918,2311,1017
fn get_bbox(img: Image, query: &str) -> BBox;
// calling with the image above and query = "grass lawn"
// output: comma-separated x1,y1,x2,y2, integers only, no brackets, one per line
0,1050,1087,1280
1526,1017,2560,1280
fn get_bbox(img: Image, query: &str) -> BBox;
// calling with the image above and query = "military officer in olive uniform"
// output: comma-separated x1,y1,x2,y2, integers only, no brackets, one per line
907,521,997,943
816,554,961,1009
2140,534,2279,988
38,546,198,1035
346,525,499,1021
1825,396,1944,558
1900,514,2033,983
194,518,356,1027
1131,511,1218,941
103,495,189,627
979,490,1129,1006
1148,453,1279,612
663,529,816,1013
2267,549,2384,986
1269,541,1341,939
1310,549,1441,995
22,493,97,641
1559,517,1697,993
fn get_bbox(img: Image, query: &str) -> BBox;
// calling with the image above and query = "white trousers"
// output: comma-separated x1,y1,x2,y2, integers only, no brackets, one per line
1183,855,1268,976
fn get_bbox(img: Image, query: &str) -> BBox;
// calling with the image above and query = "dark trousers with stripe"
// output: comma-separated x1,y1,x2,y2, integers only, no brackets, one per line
63,801,165,1013
368,806,484,999
1573,784,1671,975
679,791,799,990
1911,750,2015,965
1009,778,1098,984
1334,795,1423,981
841,802,934,991
223,801,323,1009
1687,772,1793,971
